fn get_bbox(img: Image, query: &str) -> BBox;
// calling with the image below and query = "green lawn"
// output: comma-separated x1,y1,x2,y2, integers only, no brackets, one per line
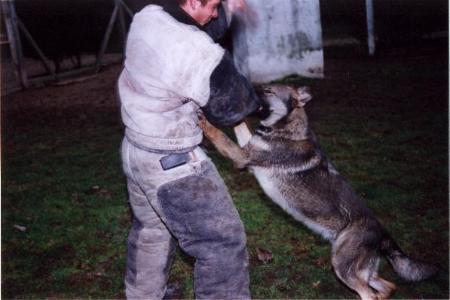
2,48,448,298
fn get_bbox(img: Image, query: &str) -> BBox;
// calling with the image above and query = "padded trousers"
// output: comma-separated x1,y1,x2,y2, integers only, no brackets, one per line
121,138,250,299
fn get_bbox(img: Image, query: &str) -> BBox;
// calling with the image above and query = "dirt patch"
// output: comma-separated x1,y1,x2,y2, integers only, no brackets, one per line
3,64,122,111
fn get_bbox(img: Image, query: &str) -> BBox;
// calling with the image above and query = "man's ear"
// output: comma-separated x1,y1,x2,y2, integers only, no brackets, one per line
187,0,200,10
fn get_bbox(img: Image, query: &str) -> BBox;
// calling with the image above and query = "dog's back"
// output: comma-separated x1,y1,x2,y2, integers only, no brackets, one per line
244,99,381,242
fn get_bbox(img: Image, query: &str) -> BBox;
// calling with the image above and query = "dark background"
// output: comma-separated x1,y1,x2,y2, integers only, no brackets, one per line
2,1,448,298
10,0,449,61
320,0,447,43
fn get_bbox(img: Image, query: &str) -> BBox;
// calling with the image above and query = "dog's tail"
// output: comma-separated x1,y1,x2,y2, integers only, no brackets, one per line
380,234,439,281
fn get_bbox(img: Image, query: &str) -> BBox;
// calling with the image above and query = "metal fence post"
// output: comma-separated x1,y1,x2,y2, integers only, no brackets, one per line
96,1,119,71
2,0,28,87
116,0,127,55
17,19,55,78
365,0,376,56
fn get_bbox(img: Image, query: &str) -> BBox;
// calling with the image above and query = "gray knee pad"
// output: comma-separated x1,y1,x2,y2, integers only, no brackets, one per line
157,162,250,299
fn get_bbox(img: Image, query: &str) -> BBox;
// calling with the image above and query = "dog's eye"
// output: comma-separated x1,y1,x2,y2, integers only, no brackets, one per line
263,88,275,96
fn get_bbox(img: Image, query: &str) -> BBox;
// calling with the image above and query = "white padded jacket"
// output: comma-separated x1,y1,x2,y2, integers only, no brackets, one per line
118,5,225,151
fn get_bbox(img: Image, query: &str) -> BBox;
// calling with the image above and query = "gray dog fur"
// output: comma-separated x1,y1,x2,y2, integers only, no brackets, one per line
199,84,438,300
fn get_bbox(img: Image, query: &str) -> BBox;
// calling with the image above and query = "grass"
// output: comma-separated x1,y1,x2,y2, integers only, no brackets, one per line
2,48,449,298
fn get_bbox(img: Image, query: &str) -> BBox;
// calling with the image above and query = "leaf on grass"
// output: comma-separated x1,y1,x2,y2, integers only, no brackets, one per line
98,188,113,199
89,185,113,198
312,280,321,289
71,192,82,203
13,224,27,232
315,257,328,267
256,247,273,264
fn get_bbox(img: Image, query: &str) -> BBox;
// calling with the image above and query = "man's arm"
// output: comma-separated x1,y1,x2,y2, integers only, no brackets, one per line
202,52,261,127
203,3,229,42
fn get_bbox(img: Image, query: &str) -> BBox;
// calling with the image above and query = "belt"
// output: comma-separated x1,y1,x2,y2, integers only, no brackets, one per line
160,147,206,170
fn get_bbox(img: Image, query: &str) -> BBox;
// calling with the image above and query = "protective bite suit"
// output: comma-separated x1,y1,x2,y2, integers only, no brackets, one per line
118,2,260,299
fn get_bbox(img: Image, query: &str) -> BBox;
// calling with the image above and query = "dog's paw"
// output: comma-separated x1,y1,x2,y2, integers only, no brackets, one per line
233,160,248,170
197,110,206,121
198,116,212,131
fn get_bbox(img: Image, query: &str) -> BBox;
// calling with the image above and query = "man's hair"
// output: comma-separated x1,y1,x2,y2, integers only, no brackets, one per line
177,0,209,6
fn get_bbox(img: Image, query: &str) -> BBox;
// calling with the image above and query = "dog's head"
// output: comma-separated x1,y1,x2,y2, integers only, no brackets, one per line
255,84,312,140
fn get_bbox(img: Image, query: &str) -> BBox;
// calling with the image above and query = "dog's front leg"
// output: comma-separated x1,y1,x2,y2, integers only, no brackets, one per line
199,117,250,169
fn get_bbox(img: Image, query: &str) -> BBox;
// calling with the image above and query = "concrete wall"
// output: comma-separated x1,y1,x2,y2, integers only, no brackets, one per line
232,0,324,83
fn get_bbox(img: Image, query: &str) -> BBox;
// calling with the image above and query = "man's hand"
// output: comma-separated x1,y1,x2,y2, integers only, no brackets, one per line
224,0,258,26
225,0,247,13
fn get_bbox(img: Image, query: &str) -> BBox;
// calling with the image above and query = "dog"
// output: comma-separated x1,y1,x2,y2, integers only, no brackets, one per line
199,84,438,300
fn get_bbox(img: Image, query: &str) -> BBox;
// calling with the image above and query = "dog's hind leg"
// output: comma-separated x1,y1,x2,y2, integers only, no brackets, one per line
332,260,378,300
332,232,380,300
369,274,396,299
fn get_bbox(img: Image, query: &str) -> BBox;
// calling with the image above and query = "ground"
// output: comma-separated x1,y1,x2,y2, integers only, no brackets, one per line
2,45,448,298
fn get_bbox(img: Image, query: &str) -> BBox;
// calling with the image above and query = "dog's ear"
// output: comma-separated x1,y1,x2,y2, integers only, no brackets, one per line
292,87,312,107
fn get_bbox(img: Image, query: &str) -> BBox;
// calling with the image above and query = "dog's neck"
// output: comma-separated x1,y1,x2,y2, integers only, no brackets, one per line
285,107,310,141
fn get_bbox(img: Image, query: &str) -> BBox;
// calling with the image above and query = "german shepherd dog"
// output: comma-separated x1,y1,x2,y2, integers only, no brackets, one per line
199,84,438,300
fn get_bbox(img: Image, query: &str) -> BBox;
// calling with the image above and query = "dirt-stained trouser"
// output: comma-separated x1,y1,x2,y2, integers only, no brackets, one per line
121,138,250,299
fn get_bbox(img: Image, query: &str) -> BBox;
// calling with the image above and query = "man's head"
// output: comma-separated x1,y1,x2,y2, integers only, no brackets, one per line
178,0,221,26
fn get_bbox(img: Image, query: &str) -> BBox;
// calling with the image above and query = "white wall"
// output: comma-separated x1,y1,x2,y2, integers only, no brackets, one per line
232,0,324,83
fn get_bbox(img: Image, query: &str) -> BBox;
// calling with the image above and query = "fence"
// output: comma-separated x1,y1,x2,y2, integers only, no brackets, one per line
1,0,133,90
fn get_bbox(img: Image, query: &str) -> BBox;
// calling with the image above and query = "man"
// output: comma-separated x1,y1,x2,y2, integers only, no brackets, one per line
117,0,260,298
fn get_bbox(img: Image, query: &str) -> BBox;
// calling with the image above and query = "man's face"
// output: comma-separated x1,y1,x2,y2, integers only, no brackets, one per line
193,0,221,25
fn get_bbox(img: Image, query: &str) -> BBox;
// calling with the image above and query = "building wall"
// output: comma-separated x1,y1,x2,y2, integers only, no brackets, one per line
232,0,324,83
